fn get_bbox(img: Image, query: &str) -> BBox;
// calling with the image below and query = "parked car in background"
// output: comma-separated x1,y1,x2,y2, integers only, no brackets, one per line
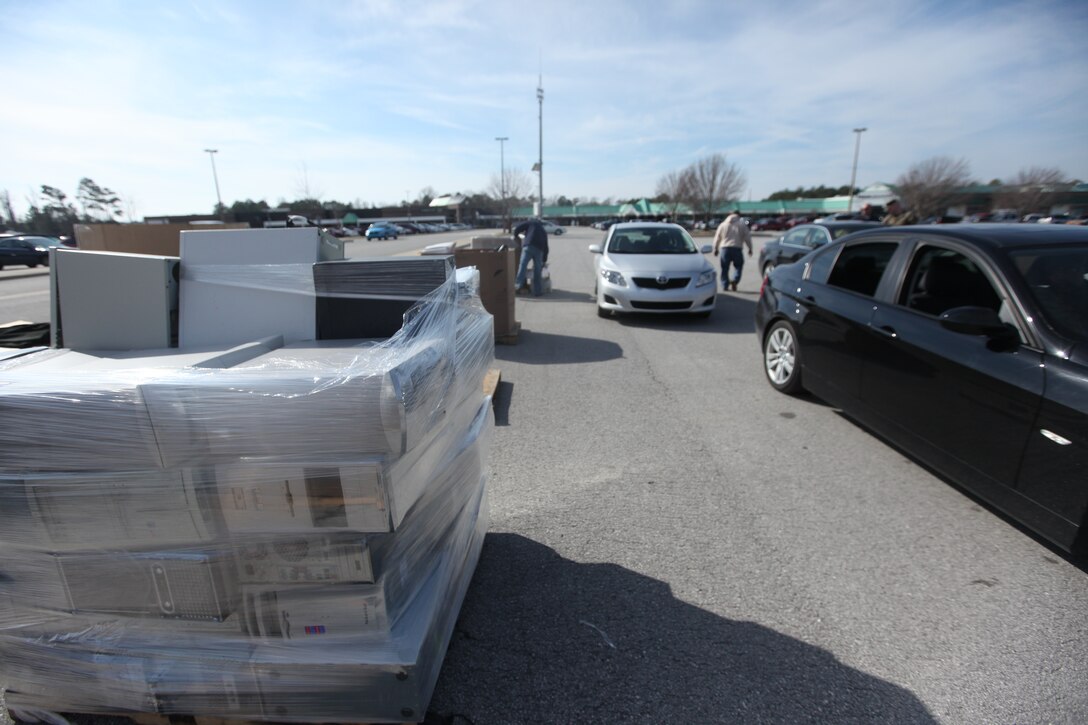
364,222,399,240
0,235,66,268
1022,214,1046,223
754,223,1088,558
758,221,883,275
751,217,786,232
1040,214,1073,224
589,222,716,319
541,220,565,235
814,212,862,222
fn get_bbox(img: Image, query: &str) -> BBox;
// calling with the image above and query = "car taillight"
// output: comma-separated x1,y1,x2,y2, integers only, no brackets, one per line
759,272,768,298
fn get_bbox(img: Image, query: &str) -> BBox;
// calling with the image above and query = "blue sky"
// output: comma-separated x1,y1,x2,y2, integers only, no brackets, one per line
2,0,1086,219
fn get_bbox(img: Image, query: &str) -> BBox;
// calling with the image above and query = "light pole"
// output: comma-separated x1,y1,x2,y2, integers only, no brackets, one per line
495,137,508,199
203,149,223,218
536,75,543,218
847,127,866,213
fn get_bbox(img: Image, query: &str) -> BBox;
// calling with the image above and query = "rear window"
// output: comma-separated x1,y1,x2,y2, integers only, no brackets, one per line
824,242,898,297
1009,245,1088,344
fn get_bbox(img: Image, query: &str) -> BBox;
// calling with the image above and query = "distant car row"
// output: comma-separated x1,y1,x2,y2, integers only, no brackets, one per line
323,221,476,239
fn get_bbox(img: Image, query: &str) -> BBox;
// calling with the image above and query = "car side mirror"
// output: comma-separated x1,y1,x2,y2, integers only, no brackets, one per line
700,244,713,254
588,244,603,254
939,306,1019,344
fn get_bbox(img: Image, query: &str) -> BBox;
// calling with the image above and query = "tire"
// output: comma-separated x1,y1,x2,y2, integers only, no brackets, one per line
597,305,610,318
763,320,803,394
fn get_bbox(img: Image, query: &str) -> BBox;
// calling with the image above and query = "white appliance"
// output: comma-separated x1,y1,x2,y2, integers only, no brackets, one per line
4,468,222,550
50,248,179,350
215,463,389,535
232,534,375,585
0,339,282,473
178,227,343,347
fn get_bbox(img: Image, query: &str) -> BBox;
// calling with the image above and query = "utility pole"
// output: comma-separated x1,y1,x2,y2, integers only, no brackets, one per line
495,136,509,229
536,74,543,218
204,148,223,218
847,128,866,213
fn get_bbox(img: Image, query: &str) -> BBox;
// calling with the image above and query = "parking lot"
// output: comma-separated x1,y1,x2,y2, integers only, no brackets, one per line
2,227,1087,723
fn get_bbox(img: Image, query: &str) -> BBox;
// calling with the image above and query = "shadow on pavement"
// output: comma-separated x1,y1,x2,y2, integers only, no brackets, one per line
431,533,936,724
494,329,623,366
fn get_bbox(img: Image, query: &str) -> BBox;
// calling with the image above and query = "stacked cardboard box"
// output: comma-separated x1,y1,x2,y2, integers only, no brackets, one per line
0,233,495,723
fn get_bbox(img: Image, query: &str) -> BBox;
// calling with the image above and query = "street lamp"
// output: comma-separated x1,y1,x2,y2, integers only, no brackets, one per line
203,149,223,217
847,127,866,213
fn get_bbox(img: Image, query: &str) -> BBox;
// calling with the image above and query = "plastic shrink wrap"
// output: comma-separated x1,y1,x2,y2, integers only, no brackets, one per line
0,257,494,723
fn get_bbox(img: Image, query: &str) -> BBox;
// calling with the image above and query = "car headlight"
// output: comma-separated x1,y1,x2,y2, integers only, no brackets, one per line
600,268,627,287
696,269,715,287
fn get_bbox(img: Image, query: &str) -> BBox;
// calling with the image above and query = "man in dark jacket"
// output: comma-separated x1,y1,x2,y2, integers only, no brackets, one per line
513,218,549,296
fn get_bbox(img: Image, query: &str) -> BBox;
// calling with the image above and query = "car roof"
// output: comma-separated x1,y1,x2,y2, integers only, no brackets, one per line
842,223,1088,251
610,222,685,231
800,221,884,231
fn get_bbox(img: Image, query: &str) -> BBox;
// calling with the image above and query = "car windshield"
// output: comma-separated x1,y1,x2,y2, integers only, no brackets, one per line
1010,245,1088,344
607,227,697,254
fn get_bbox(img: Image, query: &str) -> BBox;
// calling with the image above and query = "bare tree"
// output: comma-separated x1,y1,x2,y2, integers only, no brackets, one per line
656,169,694,222
683,153,746,222
0,190,15,228
995,166,1068,215
487,168,533,229
894,156,972,219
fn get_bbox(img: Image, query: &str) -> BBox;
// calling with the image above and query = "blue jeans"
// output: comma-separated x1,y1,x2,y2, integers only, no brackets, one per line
516,244,545,296
721,247,744,286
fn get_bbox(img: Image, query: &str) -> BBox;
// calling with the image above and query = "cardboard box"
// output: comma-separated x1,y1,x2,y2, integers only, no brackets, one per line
74,223,248,257
454,242,516,337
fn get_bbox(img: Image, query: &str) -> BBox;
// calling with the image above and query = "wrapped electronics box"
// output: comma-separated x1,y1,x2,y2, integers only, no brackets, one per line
0,247,494,723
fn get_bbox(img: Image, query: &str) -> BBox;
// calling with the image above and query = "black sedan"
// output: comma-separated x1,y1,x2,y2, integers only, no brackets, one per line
758,221,883,276
0,236,65,269
754,224,1088,558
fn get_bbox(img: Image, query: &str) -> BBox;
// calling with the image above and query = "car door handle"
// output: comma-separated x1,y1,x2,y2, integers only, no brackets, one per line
873,325,897,338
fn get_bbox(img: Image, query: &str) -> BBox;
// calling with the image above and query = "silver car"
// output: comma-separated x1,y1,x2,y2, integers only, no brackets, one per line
588,222,716,318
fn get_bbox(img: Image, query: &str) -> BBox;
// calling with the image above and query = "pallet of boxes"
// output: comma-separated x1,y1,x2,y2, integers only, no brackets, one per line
0,228,496,723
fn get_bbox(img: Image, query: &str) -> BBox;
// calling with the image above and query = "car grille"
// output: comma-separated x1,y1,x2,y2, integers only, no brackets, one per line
632,277,690,290
631,301,693,310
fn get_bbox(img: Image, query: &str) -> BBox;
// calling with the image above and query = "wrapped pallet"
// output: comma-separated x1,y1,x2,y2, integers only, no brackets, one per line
0,255,495,723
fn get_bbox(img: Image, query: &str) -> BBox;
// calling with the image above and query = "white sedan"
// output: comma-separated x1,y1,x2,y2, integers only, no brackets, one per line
588,222,717,318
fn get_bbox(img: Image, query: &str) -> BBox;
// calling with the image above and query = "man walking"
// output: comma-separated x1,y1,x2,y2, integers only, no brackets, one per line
513,218,549,296
713,210,752,292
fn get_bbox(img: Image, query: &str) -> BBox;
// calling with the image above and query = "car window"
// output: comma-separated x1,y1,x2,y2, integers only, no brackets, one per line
608,228,696,254
1010,245,1088,344
899,246,1002,317
782,228,809,247
804,228,830,249
825,242,897,297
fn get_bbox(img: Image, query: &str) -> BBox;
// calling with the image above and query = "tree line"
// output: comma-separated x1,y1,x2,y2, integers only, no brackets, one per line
4,161,1076,238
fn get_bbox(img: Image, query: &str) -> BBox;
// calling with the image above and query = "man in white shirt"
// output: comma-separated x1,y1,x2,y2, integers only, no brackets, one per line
713,210,753,291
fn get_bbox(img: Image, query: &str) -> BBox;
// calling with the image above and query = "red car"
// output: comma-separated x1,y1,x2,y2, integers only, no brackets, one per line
751,217,786,231
784,216,815,229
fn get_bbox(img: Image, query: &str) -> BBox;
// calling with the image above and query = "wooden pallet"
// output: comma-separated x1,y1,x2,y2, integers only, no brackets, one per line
481,368,501,398
495,321,521,345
